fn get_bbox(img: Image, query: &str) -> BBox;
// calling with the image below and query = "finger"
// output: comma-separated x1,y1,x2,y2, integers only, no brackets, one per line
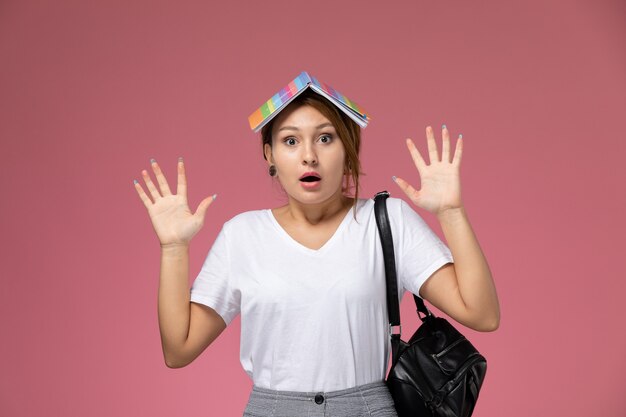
141,168,162,201
406,138,426,172
177,157,188,201
452,134,463,167
150,159,173,197
441,124,451,163
133,179,153,208
425,126,439,164
195,194,217,220
393,176,419,201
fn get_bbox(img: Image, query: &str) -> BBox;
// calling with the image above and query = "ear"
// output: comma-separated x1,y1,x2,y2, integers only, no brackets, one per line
264,143,274,165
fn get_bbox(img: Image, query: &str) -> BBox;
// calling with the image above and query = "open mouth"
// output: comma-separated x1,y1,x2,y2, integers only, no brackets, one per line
300,175,321,189
300,176,321,182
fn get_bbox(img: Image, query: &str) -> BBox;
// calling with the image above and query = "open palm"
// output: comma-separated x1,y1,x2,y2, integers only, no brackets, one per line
134,158,216,247
393,125,464,215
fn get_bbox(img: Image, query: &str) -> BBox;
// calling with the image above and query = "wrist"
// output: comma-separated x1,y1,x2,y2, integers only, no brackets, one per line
436,206,466,222
161,242,190,253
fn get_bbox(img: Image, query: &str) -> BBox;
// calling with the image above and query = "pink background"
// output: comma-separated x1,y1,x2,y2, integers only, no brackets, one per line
1,0,625,416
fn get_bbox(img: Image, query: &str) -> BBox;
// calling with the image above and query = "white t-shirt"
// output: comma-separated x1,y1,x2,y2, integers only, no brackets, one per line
190,196,454,392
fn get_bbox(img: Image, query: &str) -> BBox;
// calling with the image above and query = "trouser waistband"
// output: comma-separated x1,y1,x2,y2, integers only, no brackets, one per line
251,379,388,399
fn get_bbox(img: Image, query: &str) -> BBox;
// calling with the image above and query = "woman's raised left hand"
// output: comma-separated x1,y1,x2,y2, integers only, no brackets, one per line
393,125,464,216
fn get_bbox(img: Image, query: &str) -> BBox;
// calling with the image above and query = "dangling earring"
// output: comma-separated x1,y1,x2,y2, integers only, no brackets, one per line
269,165,277,176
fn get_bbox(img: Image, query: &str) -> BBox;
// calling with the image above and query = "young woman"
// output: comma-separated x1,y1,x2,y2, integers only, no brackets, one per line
134,85,500,417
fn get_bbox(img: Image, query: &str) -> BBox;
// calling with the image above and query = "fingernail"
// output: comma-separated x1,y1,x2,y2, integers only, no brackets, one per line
178,156,183,163
459,134,463,139
150,158,156,164
213,193,218,200
392,176,397,182
442,124,447,130
133,179,138,184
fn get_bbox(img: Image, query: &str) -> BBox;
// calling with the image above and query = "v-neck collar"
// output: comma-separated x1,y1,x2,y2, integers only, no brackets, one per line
266,199,361,255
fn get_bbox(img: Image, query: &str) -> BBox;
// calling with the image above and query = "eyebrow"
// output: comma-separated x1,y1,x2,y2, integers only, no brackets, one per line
277,122,334,132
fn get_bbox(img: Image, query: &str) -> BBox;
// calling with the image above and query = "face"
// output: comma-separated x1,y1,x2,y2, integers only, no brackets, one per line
264,104,347,205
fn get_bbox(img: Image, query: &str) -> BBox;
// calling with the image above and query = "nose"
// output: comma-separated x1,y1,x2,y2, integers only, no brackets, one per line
302,141,317,165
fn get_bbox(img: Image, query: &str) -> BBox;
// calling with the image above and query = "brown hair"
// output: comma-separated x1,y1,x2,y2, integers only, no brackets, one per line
260,89,365,221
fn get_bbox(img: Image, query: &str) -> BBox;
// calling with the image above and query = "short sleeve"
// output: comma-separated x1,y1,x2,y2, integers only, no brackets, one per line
397,199,454,298
190,222,240,326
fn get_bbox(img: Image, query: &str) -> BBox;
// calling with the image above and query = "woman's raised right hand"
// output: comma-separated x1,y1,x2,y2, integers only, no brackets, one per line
134,157,216,248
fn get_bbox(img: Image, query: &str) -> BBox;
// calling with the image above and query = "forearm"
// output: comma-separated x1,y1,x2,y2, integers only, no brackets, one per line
437,206,500,328
158,244,192,366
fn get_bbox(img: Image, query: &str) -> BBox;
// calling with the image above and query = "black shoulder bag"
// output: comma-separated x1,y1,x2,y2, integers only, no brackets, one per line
373,191,487,417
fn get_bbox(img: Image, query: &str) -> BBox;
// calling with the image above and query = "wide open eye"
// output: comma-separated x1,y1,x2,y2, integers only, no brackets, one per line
319,134,333,143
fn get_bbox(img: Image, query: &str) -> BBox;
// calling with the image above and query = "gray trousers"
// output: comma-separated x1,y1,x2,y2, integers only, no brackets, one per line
242,379,399,417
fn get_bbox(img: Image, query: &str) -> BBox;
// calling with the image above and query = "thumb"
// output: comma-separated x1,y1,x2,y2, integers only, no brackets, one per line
393,176,419,202
194,194,217,221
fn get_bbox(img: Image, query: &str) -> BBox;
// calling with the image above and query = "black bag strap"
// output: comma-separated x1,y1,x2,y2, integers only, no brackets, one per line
373,191,435,341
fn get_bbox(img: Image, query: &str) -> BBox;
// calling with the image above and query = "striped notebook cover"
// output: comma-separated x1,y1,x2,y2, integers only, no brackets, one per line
248,71,371,132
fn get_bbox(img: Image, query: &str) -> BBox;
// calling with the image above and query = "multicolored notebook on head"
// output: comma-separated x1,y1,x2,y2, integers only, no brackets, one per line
248,71,371,132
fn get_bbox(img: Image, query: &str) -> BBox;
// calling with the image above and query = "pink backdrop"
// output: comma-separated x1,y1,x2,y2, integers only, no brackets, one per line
1,0,624,416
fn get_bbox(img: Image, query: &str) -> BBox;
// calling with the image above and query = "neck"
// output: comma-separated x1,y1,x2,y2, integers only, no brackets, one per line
284,191,355,226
